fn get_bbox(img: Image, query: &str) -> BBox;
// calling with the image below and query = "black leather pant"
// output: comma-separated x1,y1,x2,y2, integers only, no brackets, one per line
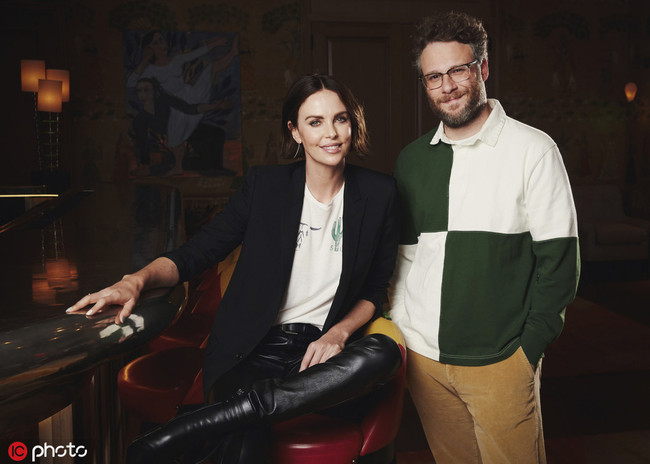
125,325,402,464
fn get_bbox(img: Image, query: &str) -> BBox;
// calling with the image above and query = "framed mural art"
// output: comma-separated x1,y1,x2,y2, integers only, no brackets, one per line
122,30,242,178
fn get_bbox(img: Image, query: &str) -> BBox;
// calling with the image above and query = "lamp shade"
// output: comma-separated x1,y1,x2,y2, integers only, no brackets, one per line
625,82,638,102
21,60,46,92
37,79,63,112
46,69,70,102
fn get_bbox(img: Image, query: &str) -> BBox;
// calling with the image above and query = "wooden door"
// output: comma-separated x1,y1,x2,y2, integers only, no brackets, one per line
306,1,497,175
310,22,432,175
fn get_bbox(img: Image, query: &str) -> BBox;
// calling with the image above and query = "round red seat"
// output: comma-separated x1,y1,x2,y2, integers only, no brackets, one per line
148,313,214,351
117,346,204,424
148,281,222,352
271,414,363,464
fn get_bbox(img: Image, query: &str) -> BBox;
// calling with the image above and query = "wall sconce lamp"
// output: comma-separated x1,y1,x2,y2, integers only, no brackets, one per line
20,60,70,183
21,60,46,171
37,79,63,113
46,69,70,102
21,60,46,92
625,82,638,102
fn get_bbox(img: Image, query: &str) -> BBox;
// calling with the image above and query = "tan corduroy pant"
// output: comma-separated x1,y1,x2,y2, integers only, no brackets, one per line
407,347,546,464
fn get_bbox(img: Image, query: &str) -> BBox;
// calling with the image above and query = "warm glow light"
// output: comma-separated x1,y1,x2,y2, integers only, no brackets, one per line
46,259,72,290
32,273,57,305
37,79,62,112
21,59,46,92
32,260,79,304
46,69,70,102
0,194,59,198
625,82,638,102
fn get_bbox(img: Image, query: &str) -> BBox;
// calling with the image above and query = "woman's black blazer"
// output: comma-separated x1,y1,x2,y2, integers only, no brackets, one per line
165,160,399,395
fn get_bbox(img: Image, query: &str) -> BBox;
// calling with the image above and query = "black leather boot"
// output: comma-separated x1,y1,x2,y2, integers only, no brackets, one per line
125,394,258,464
125,333,402,464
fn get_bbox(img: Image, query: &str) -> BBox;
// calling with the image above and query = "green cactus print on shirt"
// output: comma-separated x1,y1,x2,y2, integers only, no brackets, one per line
331,217,342,252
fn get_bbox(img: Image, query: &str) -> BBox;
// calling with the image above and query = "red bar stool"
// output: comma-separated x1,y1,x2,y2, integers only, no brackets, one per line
269,317,407,464
118,345,205,424
118,248,240,422
118,317,406,463
148,247,240,352
147,287,221,352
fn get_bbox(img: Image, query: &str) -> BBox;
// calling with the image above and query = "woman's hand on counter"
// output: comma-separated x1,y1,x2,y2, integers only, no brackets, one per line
66,274,145,324
65,257,180,325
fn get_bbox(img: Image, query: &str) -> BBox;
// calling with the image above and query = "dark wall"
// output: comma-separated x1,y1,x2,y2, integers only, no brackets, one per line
492,2,650,218
2,0,649,217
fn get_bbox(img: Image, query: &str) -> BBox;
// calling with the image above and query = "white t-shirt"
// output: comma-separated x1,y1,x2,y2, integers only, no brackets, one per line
275,184,345,329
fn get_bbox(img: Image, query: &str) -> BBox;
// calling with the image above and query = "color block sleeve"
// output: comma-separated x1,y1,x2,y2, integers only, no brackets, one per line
388,244,417,323
521,146,580,365
393,157,420,246
389,158,419,321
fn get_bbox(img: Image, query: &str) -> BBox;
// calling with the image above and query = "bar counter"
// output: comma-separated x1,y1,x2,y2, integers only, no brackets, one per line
0,181,187,435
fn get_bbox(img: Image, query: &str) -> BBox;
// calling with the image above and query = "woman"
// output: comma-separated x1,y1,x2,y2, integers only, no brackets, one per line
67,74,401,463
131,77,229,177
126,31,239,175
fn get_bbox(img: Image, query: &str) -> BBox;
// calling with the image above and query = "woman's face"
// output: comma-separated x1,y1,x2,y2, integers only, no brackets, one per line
136,81,154,105
290,89,352,170
149,33,168,59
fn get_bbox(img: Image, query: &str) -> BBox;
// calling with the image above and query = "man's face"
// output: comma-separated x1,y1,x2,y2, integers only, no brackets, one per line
419,41,488,129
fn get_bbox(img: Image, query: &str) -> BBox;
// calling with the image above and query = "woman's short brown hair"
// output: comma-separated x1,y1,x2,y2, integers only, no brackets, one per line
281,74,370,160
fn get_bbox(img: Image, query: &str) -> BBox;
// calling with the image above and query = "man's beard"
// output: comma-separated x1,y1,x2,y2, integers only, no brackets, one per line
428,79,487,129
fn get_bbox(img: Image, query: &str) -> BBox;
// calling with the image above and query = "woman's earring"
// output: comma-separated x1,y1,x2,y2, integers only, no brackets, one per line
293,143,302,159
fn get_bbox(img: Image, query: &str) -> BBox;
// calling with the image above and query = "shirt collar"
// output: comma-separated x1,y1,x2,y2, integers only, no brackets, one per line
430,99,506,148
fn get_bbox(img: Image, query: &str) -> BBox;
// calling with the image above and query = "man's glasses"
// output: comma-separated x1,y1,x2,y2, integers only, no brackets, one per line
420,59,479,90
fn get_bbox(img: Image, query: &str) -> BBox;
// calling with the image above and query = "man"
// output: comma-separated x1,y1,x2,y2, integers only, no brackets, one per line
390,11,579,464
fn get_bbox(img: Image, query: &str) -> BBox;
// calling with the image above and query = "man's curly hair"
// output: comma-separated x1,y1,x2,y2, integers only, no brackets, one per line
412,11,488,74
